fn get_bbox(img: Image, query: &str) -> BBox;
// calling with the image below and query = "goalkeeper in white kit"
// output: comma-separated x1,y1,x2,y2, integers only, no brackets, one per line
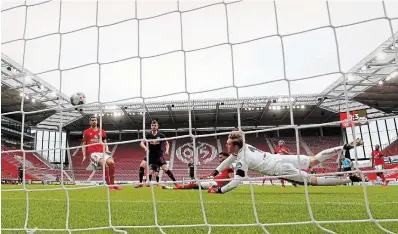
208,131,363,194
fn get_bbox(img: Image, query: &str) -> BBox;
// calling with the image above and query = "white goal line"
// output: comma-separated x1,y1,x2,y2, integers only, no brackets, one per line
3,197,398,206
2,218,398,233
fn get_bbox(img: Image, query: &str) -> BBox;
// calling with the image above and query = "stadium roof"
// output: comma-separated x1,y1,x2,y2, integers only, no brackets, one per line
321,32,398,118
1,33,398,132
1,54,81,127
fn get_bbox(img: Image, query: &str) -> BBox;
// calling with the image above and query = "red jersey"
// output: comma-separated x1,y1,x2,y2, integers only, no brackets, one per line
83,128,107,155
214,166,234,187
372,150,384,166
275,146,289,154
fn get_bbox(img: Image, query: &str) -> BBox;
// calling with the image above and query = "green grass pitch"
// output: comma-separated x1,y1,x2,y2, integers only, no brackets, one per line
1,184,397,234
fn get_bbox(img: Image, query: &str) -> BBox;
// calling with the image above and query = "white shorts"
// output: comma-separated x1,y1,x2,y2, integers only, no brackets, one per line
90,152,112,167
254,153,310,175
199,181,217,189
274,162,311,185
276,154,311,170
374,165,384,171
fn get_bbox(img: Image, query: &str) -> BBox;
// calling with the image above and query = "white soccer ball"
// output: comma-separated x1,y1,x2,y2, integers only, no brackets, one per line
70,92,86,106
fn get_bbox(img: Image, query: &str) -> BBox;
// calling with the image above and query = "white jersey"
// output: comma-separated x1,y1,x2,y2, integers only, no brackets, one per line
215,143,347,193
216,144,311,178
234,144,280,175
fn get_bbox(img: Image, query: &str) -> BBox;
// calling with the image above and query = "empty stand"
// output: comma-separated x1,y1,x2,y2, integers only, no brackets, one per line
172,137,219,181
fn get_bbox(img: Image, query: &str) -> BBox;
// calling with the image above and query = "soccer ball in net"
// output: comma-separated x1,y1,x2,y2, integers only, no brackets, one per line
70,92,86,106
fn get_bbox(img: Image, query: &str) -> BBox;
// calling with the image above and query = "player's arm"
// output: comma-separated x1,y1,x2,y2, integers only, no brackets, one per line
102,131,111,154
82,131,87,162
211,162,247,194
211,155,236,177
163,134,169,156
103,139,110,152
140,134,148,152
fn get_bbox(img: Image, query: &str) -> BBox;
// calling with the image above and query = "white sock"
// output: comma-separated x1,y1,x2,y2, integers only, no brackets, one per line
315,146,343,162
316,176,350,186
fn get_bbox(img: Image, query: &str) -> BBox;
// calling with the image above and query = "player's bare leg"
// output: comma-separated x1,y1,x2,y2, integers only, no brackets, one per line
155,171,160,186
97,158,110,185
98,158,121,190
161,164,180,188
135,160,148,188
376,172,389,186
106,158,122,190
146,169,154,187
262,178,274,186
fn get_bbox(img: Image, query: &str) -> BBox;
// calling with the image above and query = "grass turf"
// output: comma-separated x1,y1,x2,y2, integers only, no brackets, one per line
1,184,397,234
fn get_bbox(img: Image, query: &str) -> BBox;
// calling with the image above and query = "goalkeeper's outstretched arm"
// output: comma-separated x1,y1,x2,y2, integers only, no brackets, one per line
211,155,236,176
210,159,248,194
212,167,245,194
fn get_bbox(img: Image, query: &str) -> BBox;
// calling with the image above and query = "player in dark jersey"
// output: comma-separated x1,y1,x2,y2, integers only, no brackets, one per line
135,120,178,188
162,152,234,190
188,158,195,181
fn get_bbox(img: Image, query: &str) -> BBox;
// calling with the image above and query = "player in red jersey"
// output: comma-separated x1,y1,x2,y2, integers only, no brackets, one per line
274,140,290,155
82,115,121,190
371,144,389,186
162,152,234,190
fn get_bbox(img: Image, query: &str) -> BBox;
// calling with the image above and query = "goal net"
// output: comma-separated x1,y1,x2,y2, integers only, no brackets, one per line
1,0,398,233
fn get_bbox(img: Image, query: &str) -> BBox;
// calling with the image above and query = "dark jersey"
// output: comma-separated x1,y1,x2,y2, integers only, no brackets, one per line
146,131,166,160
188,162,194,178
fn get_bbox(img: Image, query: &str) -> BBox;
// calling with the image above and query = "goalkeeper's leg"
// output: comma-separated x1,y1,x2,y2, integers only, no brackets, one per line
277,138,363,170
276,163,354,186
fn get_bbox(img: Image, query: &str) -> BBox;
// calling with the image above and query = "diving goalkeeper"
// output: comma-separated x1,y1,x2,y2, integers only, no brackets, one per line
162,152,234,190
208,131,363,194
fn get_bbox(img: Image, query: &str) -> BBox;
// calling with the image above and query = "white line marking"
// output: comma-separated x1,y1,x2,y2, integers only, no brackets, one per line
2,197,397,205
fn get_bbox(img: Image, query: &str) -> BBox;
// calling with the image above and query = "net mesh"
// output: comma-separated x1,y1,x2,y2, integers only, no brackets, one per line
1,0,398,233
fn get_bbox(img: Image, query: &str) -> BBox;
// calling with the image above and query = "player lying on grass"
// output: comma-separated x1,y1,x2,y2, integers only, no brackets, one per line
208,131,363,194
162,152,234,190
82,116,121,190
